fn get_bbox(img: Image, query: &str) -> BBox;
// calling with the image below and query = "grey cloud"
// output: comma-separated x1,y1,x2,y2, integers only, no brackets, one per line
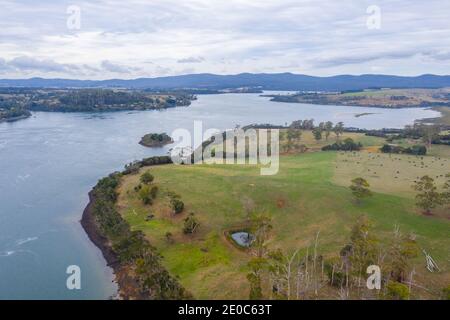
0,58,11,71
0,56,109,75
4,56,81,73
313,50,423,68
423,51,450,61
153,65,172,76
101,60,137,73
177,57,205,63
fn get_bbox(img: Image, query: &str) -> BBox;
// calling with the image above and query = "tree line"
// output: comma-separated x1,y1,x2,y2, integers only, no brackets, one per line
281,119,346,153
90,156,190,299
1,88,195,113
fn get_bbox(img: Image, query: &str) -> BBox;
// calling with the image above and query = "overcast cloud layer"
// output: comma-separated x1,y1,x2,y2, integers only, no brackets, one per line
1,0,449,79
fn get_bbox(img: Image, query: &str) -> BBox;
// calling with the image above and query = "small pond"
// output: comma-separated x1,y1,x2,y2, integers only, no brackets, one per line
231,232,255,248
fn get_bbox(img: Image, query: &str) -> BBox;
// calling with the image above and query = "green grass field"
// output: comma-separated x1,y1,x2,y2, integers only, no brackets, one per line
117,147,450,299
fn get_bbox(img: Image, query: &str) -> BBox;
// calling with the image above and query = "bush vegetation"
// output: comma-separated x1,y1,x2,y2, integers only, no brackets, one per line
90,157,188,299
322,138,362,151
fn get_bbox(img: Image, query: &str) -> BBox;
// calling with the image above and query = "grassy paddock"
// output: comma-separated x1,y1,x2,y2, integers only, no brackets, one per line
205,129,385,155
117,148,450,299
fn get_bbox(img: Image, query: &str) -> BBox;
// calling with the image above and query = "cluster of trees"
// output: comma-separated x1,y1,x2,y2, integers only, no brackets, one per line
413,174,450,215
380,144,427,155
135,169,200,237
134,168,199,241
289,120,344,141
166,193,199,235
386,123,444,149
282,128,303,153
313,121,344,142
322,138,362,151
289,119,316,130
135,171,158,205
123,156,172,175
245,214,438,300
270,93,332,105
58,89,155,107
0,106,31,121
90,162,188,299
282,119,346,152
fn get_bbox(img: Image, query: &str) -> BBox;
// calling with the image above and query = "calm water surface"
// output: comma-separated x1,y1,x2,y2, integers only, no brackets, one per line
0,93,439,299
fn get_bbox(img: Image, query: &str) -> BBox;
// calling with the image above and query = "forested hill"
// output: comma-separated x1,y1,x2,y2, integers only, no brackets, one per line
0,88,194,114
1,73,450,91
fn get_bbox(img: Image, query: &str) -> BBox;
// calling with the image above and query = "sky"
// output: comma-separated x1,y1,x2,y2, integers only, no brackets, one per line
0,0,449,79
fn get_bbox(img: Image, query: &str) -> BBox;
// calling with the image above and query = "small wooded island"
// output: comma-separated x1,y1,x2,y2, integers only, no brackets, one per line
139,133,173,147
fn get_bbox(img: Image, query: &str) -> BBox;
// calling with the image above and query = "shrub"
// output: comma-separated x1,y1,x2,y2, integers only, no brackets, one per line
385,281,410,300
350,177,372,203
380,144,426,155
183,213,200,234
139,185,152,205
443,285,450,300
171,198,184,214
322,138,362,151
150,185,159,199
407,145,427,155
165,232,174,244
140,171,154,184
324,260,345,287
124,161,142,175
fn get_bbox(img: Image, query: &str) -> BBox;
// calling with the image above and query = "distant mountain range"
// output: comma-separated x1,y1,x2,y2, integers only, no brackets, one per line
1,73,450,91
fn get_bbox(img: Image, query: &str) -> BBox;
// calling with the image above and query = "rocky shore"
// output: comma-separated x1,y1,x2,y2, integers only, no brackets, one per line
80,155,188,300
81,190,144,299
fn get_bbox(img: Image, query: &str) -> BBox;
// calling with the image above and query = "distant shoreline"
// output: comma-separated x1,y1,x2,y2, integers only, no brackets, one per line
0,113,31,123
267,95,450,109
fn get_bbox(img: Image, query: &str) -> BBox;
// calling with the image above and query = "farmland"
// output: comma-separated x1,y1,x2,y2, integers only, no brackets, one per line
116,132,450,299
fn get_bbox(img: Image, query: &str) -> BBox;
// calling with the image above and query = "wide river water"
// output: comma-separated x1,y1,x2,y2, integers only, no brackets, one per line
0,93,440,299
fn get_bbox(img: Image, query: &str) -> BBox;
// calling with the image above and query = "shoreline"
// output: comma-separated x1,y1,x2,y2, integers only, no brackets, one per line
418,106,450,126
80,156,187,300
0,113,31,123
270,99,449,109
81,190,144,299
265,94,450,110
80,190,122,299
